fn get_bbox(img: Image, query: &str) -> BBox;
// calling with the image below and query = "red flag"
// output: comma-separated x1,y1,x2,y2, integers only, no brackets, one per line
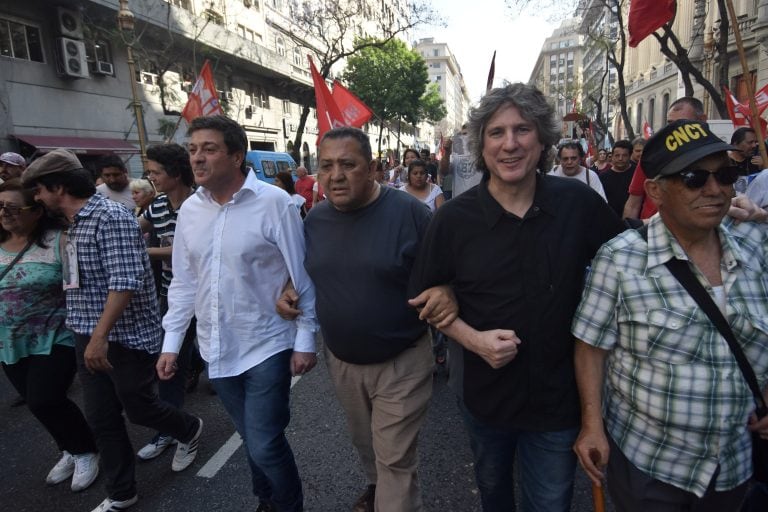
723,85,768,134
309,56,345,143
628,0,675,48
331,80,373,127
724,86,751,128
642,120,653,139
753,83,768,113
486,51,496,93
181,60,223,123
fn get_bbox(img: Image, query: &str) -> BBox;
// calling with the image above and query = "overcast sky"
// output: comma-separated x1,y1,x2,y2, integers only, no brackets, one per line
424,0,558,103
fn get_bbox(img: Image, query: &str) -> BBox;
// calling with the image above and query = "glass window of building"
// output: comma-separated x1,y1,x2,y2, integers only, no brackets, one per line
0,17,43,62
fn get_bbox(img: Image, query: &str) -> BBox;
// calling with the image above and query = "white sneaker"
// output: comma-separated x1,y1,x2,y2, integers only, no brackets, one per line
46,451,74,485
71,452,99,492
90,495,138,512
136,434,175,461
172,418,203,472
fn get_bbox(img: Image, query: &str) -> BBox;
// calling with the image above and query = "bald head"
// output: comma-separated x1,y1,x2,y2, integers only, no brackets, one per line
667,97,706,124
297,166,308,178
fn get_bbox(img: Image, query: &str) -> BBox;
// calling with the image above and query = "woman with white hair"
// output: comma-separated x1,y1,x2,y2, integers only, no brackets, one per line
129,178,155,217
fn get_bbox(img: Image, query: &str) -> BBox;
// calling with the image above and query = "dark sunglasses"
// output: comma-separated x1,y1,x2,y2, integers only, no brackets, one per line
0,202,36,215
666,166,740,189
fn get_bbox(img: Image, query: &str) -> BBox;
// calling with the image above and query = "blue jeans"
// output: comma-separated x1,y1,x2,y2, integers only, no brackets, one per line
460,402,578,512
211,350,302,512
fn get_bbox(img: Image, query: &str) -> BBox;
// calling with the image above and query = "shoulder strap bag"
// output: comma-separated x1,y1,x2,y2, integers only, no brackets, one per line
0,240,34,283
663,257,768,483
638,225,768,482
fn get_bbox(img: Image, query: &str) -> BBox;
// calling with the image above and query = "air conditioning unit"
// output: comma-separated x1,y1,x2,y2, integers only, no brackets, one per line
56,37,89,79
91,61,114,76
57,7,83,39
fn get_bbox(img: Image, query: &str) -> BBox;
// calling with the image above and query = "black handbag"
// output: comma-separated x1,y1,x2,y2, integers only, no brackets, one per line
663,256,768,484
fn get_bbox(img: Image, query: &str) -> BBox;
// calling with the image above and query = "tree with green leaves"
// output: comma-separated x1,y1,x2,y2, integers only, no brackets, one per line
419,83,448,125
342,37,444,156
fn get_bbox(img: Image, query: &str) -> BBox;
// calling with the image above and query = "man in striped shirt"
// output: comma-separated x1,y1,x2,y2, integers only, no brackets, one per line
136,143,200,461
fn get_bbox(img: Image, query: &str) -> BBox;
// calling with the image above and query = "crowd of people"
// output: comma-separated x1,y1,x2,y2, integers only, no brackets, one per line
1,81,768,512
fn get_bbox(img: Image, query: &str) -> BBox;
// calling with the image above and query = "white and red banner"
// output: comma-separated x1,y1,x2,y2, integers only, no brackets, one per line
642,120,653,139
181,60,223,123
723,85,768,134
724,86,751,128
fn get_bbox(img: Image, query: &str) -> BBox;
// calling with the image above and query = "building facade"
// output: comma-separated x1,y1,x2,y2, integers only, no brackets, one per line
615,0,768,141
529,18,585,136
0,0,413,175
414,37,471,143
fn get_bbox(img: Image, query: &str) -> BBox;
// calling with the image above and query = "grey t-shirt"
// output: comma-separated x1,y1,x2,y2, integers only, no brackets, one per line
96,183,135,209
304,186,431,364
450,134,482,197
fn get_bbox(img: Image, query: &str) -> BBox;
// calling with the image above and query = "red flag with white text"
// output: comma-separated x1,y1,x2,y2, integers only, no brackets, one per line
753,83,768,113
181,60,222,123
331,80,373,127
724,86,751,128
309,56,345,143
628,0,675,48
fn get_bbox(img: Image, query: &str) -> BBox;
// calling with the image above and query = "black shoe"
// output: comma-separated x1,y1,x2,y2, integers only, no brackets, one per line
352,484,375,512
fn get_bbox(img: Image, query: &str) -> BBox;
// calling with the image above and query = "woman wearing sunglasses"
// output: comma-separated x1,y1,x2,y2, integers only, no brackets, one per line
0,178,99,492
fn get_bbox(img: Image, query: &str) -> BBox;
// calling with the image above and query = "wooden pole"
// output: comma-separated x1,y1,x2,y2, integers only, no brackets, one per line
589,448,606,512
725,0,768,166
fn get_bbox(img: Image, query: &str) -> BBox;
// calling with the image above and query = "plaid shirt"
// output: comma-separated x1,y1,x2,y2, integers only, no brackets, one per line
572,215,768,497
66,194,161,352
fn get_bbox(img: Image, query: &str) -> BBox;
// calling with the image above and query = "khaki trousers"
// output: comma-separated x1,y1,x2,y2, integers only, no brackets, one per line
325,332,434,512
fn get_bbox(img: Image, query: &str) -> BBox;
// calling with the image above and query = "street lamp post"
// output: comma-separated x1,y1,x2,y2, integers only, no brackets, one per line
117,0,148,173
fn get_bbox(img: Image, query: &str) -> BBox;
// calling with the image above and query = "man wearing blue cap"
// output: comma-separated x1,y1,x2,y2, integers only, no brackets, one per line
573,120,768,510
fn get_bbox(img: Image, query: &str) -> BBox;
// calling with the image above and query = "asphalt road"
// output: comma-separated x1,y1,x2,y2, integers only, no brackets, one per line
0,345,609,511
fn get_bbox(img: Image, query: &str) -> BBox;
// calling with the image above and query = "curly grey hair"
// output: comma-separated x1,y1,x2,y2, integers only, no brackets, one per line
467,83,559,175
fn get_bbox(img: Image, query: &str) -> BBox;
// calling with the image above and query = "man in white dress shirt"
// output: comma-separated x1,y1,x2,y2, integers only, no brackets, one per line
550,141,607,201
157,115,318,512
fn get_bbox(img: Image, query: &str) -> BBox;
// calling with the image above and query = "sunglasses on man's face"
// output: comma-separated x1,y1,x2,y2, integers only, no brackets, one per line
667,166,740,190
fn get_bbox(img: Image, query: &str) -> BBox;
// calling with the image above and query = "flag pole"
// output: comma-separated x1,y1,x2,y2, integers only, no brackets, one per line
166,115,184,144
486,51,496,94
725,0,768,166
